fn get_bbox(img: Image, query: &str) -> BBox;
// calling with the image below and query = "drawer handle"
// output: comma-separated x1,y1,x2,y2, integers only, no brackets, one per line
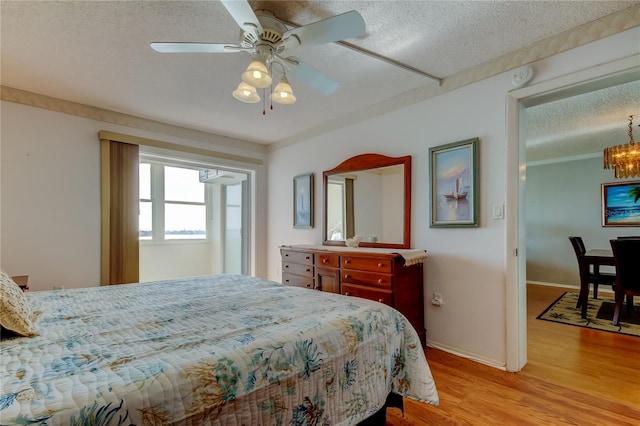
344,260,351,264
322,258,329,263
305,256,311,260
344,292,351,296
285,265,289,268
285,279,290,283
285,253,289,257
306,268,311,272
344,274,351,279
306,284,312,288
378,298,384,303
378,278,384,284
377,262,384,268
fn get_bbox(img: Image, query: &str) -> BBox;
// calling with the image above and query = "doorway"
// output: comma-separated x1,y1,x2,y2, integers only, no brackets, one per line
505,55,640,371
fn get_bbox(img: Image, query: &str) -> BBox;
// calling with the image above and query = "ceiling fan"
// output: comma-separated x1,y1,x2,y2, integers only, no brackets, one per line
150,0,366,106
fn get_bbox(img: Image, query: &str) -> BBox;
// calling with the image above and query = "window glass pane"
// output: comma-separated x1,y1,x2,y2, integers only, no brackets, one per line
140,163,151,199
226,205,242,232
165,166,204,202
139,201,152,239
225,184,243,274
226,183,242,205
165,204,206,239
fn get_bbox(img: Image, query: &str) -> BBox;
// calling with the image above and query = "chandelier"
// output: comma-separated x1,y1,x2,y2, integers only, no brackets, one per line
603,115,640,178
231,46,296,114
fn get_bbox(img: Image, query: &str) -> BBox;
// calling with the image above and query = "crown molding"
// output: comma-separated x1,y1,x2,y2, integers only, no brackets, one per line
0,86,267,155
527,152,602,167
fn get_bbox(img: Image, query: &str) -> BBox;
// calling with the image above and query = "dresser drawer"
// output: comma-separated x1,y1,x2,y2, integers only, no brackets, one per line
341,256,392,273
342,284,392,305
282,273,314,289
281,249,314,265
316,253,340,268
282,262,314,277
342,269,392,288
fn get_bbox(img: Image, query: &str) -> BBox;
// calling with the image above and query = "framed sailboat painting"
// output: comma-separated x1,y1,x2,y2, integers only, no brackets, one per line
429,138,479,227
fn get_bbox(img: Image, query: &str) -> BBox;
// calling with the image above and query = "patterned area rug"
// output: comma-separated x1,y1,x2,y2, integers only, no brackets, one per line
537,292,640,337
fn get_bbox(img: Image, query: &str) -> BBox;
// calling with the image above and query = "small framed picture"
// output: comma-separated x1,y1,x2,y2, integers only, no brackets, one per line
601,180,640,227
293,173,314,228
429,138,479,227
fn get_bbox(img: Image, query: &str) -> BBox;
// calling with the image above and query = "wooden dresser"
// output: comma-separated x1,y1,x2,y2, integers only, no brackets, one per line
280,245,426,345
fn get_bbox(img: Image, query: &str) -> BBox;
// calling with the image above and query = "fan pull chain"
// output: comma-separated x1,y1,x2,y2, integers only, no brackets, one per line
264,62,272,115
270,76,274,111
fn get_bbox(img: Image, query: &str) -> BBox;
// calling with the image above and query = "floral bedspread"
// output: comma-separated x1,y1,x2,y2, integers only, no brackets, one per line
1,274,438,425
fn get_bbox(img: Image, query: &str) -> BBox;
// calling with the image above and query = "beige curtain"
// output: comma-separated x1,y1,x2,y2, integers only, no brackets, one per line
345,178,355,239
100,139,139,285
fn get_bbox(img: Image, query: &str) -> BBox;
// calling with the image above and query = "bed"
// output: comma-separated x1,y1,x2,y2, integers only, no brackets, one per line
1,273,438,425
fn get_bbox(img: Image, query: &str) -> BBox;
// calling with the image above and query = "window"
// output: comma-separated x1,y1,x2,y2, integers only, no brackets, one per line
139,163,152,240
138,155,251,276
139,162,207,241
164,166,206,239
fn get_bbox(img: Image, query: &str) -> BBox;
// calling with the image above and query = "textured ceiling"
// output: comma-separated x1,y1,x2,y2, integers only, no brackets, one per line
526,79,640,163
1,0,639,160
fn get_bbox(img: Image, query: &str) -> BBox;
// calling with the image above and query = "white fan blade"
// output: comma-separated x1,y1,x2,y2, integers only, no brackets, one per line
150,42,243,53
220,0,263,39
286,57,340,95
281,11,365,50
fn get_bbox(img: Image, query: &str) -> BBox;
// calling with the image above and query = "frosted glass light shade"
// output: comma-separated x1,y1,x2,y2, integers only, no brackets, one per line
242,60,272,88
232,82,260,103
271,76,296,105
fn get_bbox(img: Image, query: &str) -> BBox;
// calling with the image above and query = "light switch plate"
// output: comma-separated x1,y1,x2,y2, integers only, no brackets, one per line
492,203,504,220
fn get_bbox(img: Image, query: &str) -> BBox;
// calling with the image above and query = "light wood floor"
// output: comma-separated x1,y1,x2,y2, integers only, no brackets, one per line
386,284,640,425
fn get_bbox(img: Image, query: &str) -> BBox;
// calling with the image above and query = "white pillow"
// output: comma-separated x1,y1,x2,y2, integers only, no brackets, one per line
1,269,38,337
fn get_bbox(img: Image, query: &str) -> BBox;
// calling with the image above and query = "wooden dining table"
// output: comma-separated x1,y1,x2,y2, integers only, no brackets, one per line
578,249,615,318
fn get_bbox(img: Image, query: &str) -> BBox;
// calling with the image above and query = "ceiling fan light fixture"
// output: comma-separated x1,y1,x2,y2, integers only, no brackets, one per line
242,59,272,88
271,75,297,105
232,81,260,103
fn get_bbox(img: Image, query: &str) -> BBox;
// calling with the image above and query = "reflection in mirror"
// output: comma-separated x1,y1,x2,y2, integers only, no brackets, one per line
326,166,404,243
323,154,411,249
326,179,347,241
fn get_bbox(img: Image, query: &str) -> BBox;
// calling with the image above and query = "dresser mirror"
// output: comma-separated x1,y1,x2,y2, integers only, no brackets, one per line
323,153,411,249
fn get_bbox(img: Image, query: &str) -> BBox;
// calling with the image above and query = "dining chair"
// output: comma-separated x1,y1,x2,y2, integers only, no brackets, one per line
568,236,615,307
609,238,640,326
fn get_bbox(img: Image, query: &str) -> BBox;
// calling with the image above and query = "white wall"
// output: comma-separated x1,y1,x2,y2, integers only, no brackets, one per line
526,157,639,286
266,28,640,367
0,101,267,291
267,75,509,365
140,242,214,282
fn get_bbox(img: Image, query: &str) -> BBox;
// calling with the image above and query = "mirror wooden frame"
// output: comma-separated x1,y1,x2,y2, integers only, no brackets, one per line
323,153,412,249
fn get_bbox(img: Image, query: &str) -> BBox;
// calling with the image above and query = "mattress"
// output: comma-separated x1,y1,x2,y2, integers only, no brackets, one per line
1,274,438,424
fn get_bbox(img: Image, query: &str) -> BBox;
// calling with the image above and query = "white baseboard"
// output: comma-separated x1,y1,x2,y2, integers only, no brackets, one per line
527,280,614,294
425,341,507,371
527,280,576,289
